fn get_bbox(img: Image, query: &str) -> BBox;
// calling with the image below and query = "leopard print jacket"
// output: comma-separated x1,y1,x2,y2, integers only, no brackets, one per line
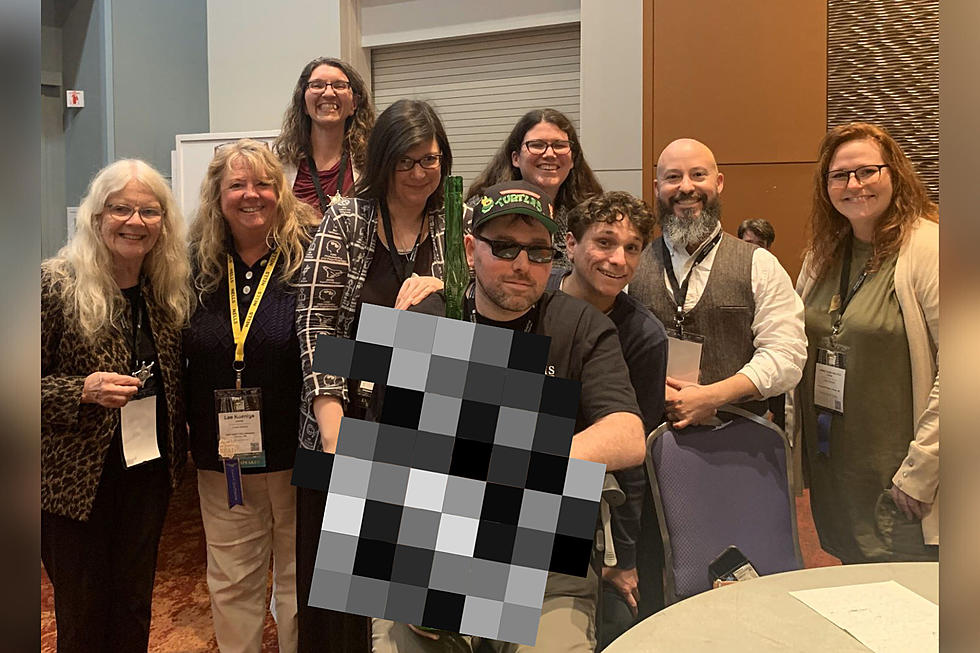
41,263,186,521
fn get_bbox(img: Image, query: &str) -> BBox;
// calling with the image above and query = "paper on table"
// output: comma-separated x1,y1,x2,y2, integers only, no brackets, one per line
789,580,938,653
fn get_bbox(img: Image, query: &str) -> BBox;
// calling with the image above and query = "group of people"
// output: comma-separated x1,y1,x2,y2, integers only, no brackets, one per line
41,54,938,653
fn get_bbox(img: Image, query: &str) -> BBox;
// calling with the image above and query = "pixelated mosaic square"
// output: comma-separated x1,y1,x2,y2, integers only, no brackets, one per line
299,304,604,645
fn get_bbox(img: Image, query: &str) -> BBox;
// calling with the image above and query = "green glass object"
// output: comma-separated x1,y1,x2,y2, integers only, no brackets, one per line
443,175,467,320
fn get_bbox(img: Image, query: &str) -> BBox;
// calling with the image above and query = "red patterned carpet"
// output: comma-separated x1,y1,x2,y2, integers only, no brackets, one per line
40,467,837,652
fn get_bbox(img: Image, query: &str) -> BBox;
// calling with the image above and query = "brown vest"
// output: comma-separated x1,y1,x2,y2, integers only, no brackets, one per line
630,232,767,414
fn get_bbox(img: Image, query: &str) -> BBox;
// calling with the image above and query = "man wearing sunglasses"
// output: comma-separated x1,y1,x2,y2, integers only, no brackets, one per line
377,180,644,651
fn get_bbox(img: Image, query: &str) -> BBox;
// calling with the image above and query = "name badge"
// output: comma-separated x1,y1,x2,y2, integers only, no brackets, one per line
215,387,266,468
666,329,704,384
120,395,161,467
814,339,848,414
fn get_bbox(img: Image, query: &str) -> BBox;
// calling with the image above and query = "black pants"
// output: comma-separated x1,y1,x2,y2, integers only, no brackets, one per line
296,484,371,653
41,436,170,653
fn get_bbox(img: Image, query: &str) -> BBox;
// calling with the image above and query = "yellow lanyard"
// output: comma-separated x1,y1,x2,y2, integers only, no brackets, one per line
227,249,280,387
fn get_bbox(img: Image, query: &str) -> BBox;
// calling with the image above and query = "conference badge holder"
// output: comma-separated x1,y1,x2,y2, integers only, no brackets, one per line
120,361,162,468
215,386,265,508
666,327,704,385
814,337,848,457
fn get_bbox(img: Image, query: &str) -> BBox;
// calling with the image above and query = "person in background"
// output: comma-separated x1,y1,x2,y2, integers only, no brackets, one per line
629,138,806,428
41,159,193,652
795,122,938,563
737,217,775,249
548,191,668,646
294,99,457,653
185,139,320,652
275,57,375,214
466,108,603,268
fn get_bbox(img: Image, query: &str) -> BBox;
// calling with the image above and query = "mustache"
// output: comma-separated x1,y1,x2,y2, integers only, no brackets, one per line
502,274,534,284
670,191,707,206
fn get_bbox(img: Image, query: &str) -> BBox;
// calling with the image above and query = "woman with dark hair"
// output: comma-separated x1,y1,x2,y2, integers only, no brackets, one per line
293,98,460,652
795,122,939,563
185,139,320,652
274,57,375,214
467,108,603,267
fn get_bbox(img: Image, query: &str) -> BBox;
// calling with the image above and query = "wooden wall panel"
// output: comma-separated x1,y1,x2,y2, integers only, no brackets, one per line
650,0,827,166
715,163,816,283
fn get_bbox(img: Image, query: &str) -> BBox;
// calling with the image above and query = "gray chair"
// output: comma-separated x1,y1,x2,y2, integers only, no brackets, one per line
645,405,802,604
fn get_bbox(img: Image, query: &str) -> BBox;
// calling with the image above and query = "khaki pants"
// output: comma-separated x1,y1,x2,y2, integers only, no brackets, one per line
371,567,598,653
198,469,298,653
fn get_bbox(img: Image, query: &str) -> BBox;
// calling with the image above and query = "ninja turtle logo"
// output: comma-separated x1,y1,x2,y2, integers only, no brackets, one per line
479,195,494,211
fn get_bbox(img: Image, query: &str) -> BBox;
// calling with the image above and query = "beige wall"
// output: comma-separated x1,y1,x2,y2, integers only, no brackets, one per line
643,0,828,281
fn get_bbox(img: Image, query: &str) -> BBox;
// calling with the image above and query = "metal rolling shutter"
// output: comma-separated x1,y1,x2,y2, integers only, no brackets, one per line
372,24,581,190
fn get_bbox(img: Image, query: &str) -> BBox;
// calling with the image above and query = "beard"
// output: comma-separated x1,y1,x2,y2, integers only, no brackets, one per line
475,270,542,316
657,192,722,249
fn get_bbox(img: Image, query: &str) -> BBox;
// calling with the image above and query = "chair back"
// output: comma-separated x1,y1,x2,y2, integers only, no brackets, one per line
645,405,802,603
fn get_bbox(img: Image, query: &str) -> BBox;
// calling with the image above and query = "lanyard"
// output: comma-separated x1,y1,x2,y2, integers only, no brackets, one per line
832,238,870,337
661,232,722,334
379,200,426,284
227,249,281,388
306,151,348,214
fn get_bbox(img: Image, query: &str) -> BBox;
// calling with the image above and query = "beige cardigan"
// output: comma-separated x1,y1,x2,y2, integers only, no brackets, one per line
794,218,939,544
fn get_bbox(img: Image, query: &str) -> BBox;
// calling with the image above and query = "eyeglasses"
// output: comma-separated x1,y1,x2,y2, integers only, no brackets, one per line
394,153,443,171
102,204,164,223
474,233,555,263
306,79,352,93
522,139,573,155
826,164,888,189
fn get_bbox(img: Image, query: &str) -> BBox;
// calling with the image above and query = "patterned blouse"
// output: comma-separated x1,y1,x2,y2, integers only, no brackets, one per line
295,196,458,451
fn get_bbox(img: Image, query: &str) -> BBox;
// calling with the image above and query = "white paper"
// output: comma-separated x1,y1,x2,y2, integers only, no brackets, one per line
666,336,702,383
814,362,846,413
217,410,263,456
789,580,938,653
120,396,161,467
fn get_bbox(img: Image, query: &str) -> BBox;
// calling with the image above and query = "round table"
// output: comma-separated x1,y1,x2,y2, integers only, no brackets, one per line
605,562,938,652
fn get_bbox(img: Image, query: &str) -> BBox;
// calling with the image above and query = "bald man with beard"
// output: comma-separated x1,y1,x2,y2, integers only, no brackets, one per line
629,138,806,428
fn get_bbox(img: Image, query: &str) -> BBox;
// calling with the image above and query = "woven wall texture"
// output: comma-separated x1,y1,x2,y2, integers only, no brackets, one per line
827,0,938,201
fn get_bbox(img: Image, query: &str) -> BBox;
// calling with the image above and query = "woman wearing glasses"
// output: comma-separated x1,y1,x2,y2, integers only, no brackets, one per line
41,160,193,651
275,57,375,214
467,108,603,267
795,122,939,563
294,99,458,652
185,140,320,652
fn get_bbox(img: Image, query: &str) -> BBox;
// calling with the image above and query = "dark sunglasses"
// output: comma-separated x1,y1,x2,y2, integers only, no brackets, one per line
473,233,556,264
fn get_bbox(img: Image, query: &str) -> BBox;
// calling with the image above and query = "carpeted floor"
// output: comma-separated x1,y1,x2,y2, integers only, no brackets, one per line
40,464,838,652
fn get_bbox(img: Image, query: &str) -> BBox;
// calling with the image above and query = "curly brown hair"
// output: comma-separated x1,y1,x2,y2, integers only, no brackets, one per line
273,58,375,172
566,191,657,248
465,108,603,210
804,122,938,282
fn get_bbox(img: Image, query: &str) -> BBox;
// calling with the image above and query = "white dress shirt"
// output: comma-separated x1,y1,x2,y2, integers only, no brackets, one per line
662,223,807,397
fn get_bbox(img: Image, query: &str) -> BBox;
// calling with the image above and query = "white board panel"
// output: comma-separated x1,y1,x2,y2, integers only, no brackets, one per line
173,130,280,223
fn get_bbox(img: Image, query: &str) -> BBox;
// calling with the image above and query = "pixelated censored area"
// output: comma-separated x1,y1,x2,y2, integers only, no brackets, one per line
307,304,604,645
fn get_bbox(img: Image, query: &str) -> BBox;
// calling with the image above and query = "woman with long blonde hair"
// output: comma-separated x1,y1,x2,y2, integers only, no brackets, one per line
795,122,939,563
274,57,375,214
41,158,191,652
185,139,319,652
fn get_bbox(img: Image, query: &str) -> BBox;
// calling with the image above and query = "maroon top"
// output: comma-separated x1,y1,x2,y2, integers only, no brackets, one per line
292,156,355,212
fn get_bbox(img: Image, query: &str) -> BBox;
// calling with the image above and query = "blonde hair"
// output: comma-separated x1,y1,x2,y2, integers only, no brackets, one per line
189,139,320,299
45,159,193,340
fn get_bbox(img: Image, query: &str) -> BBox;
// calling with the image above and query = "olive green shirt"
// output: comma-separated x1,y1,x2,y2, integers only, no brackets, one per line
800,238,935,563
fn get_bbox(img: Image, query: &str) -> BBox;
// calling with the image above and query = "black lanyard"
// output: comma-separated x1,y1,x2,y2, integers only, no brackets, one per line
832,238,870,336
379,199,426,284
306,151,348,214
661,232,722,332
